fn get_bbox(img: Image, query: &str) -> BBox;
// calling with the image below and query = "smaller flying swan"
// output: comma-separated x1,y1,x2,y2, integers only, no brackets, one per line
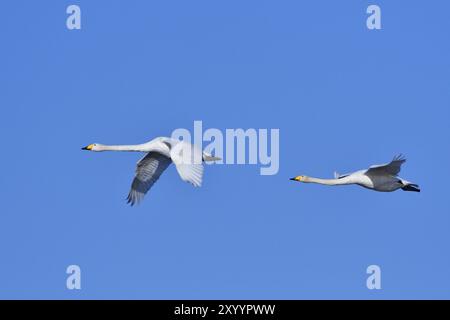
82,137,220,205
290,155,420,193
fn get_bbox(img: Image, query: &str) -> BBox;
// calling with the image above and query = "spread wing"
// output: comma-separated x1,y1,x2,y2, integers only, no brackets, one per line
170,140,204,187
126,152,172,206
366,154,406,177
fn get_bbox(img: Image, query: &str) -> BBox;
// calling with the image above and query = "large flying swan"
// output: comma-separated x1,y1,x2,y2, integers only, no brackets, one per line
82,137,220,205
290,155,420,192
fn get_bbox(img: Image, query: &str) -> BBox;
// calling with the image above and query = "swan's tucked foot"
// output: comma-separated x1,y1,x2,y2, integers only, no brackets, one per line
401,184,420,192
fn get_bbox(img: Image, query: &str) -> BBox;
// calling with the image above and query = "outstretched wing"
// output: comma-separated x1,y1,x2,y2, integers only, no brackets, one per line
366,154,406,176
126,152,172,206
170,140,204,187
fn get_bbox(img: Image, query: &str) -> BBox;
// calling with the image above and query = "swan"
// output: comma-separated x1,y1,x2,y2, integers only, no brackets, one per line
82,137,220,205
290,155,420,192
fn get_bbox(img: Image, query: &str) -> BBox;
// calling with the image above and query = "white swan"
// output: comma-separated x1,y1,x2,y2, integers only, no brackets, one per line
290,155,420,192
82,137,220,205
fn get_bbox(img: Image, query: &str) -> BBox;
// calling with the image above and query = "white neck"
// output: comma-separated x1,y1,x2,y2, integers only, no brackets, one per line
97,144,147,152
305,176,352,186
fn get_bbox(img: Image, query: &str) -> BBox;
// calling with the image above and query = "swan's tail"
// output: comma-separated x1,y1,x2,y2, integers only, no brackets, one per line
401,183,420,192
203,152,221,162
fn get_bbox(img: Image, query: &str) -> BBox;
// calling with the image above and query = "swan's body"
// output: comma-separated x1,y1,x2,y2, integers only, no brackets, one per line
82,137,220,205
290,155,420,193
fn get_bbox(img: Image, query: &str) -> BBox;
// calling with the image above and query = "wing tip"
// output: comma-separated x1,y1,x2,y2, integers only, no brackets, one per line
126,195,135,206
394,154,406,162
126,191,142,206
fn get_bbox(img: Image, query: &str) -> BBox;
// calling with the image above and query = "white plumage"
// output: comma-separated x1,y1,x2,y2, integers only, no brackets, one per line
82,137,220,205
291,155,420,193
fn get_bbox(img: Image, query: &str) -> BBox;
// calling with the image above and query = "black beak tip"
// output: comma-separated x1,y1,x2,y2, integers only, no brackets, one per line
81,147,88,150
289,177,296,181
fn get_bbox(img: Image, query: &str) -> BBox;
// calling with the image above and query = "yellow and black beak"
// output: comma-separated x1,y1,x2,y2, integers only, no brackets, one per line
81,144,94,151
290,176,301,182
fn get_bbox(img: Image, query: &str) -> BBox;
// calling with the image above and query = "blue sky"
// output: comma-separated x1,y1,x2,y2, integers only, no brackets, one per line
0,0,449,299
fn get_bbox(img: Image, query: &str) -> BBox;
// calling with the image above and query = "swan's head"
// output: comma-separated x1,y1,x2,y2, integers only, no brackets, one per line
290,175,308,182
81,143,101,151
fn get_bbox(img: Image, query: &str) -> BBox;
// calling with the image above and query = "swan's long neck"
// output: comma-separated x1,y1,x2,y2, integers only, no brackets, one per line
98,144,147,152
305,176,352,186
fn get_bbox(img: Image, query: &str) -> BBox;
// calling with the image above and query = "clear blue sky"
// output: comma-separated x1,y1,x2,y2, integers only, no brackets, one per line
0,0,449,299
